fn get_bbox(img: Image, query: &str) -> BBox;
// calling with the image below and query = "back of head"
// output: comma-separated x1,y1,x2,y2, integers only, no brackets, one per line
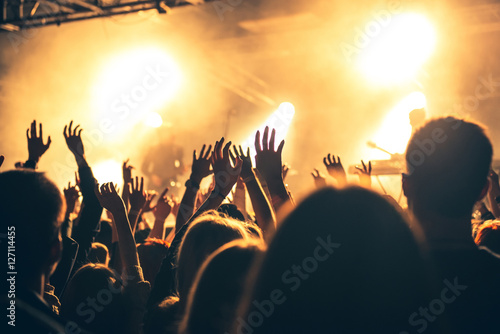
235,187,438,333
95,219,113,250
143,296,180,334
218,203,245,221
181,239,266,334
60,263,124,333
88,242,110,266
0,170,65,285
409,108,427,129
177,211,249,302
405,117,492,218
137,237,170,286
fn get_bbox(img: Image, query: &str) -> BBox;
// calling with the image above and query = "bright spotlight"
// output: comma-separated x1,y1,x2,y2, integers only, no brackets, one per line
368,92,426,159
91,47,182,140
92,159,123,186
357,13,436,85
144,112,163,128
241,102,295,160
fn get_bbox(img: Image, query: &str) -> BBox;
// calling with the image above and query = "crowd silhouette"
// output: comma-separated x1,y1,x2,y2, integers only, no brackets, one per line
1,115,500,334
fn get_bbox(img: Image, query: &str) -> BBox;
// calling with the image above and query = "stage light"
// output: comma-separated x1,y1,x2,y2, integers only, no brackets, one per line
92,159,123,186
144,112,163,128
368,92,426,159
91,47,182,140
357,13,436,85
241,102,295,161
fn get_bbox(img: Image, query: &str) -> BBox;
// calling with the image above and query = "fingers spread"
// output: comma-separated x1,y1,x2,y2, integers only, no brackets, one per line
255,130,262,152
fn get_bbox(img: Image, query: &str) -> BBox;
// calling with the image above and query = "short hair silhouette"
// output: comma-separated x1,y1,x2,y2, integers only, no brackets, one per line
405,117,492,218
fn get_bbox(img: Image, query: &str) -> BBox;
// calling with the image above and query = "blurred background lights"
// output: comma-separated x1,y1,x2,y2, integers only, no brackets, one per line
91,47,182,140
357,13,437,85
241,102,295,161
92,159,123,186
144,111,164,128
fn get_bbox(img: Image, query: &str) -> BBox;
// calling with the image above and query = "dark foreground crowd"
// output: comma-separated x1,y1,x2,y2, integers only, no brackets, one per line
2,116,500,334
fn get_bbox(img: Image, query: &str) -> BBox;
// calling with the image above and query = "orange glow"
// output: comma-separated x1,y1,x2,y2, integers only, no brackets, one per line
366,92,427,160
357,13,437,85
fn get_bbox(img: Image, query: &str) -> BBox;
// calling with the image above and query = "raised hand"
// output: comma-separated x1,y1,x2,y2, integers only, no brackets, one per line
171,196,180,217
94,183,126,215
323,154,346,187
211,137,242,197
191,144,213,184
122,159,134,184
153,188,172,221
63,182,80,216
232,145,252,179
128,176,147,212
282,163,290,181
142,191,157,213
255,126,285,186
63,121,85,162
355,160,372,188
311,169,327,188
0,155,4,168
27,120,51,163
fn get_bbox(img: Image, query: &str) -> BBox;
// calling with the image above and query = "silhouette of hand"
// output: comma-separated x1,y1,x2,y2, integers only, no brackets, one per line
255,126,285,187
211,137,242,197
64,182,80,214
27,120,51,162
231,145,252,180
191,144,213,184
128,176,147,211
282,163,290,181
153,188,172,221
311,169,327,188
323,154,346,187
122,159,134,184
142,191,157,213
94,183,126,215
355,160,372,188
63,121,84,159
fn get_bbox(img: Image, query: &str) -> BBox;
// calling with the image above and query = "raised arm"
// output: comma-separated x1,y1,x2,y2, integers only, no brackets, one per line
150,187,172,239
95,183,139,269
233,145,276,237
254,127,291,211
355,160,372,189
122,159,134,212
128,176,147,233
63,121,103,269
24,120,51,169
323,154,347,187
175,144,212,233
147,139,241,306
311,169,327,189
190,138,242,221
